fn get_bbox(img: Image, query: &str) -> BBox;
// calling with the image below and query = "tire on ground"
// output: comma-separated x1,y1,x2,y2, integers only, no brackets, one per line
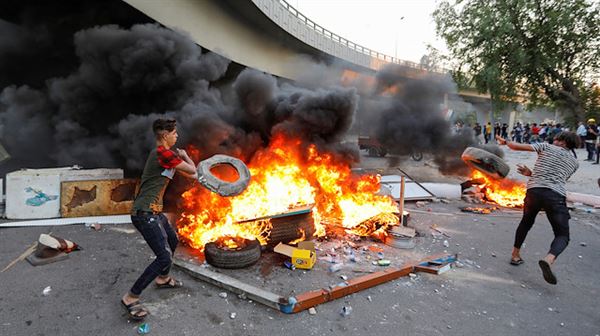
204,239,261,269
197,154,251,197
461,147,510,179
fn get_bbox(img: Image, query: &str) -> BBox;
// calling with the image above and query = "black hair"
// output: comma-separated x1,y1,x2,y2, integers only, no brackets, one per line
554,131,579,149
152,118,176,136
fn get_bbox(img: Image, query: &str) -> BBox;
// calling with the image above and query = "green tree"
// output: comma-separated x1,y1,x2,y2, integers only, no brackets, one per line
433,0,600,122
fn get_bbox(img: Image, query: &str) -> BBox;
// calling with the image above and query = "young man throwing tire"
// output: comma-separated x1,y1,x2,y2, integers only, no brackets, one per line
121,118,197,320
496,132,579,285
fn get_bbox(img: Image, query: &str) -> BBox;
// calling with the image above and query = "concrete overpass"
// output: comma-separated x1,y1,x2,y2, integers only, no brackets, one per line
123,0,445,80
122,0,562,126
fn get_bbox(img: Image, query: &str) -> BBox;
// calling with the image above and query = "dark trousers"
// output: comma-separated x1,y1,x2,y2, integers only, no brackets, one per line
586,142,595,160
514,188,570,257
130,213,179,296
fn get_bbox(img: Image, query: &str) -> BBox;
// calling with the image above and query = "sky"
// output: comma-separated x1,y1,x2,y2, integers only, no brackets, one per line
294,0,448,65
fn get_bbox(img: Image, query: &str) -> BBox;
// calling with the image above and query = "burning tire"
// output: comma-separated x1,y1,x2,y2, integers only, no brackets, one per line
461,147,510,179
197,154,251,197
204,238,261,269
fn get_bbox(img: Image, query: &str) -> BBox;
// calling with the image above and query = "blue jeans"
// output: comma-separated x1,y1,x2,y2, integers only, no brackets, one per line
130,213,179,296
514,188,570,257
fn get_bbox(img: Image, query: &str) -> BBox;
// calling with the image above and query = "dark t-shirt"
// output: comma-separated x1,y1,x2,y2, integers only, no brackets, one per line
132,146,182,213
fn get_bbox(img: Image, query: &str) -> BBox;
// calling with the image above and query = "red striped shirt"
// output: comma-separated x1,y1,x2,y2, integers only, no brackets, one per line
156,146,182,169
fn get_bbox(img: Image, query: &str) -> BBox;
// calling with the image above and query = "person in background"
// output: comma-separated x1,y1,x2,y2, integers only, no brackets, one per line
473,122,483,144
501,123,509,139
494,122,501,140
585,119,598,161
497,132,579,285
514,123,524,143
484,122,492,144
530,123,540,143
539,123,548,142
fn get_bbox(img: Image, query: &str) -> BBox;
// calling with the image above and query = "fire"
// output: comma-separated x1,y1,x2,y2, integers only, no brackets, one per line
470,170,526,207
177,133,399,251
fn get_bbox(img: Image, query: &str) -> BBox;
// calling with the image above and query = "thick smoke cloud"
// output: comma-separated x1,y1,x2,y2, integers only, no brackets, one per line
0,22,233,173
370,64,498,175
1,2,490,181
0,8,360,176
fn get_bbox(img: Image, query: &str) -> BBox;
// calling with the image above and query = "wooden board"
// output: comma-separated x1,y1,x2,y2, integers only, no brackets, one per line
60,179,139,217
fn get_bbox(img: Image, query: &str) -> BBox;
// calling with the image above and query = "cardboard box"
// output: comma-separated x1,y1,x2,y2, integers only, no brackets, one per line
274,241,316,270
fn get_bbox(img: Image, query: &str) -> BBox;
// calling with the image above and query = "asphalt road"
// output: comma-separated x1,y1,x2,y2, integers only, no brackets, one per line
1,148,599,336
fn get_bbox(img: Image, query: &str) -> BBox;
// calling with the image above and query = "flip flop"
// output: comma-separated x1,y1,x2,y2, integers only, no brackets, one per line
121,299,148,321
155,277,183,289
538,260,557,285
510,258,524,266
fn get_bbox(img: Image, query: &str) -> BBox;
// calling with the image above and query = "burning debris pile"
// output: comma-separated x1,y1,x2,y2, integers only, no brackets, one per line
177,133,400,251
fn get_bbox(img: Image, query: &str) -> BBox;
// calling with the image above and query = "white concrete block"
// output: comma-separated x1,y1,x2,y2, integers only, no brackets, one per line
5,167,123,219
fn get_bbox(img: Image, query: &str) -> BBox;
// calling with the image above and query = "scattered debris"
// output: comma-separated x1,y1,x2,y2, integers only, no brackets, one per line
85,223,102,230
329,264,343,273
460,206,498,214
340,306,353,317
580,242,587,247
366,295,372,302
430,224,451,237
42,286,52,296
229,312,237,319
1,241,38,272
274,241,316,270
308,307,317,315
443,240,450,248
377,259,391,266
218,292,228,299
137,323,150,334
283,260,296,270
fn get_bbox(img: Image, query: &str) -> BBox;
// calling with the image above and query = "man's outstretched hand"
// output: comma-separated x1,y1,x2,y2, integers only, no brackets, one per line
496,135,507,145
517,164,532,176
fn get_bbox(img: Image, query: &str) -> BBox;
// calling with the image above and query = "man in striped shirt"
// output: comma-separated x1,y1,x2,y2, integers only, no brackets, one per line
496,132,579,285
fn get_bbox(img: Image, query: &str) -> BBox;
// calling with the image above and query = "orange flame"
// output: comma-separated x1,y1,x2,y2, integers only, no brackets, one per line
177,133,398,251
470,170,526,207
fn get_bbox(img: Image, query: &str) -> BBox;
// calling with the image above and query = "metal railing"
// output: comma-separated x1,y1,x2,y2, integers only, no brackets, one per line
277,0,447,74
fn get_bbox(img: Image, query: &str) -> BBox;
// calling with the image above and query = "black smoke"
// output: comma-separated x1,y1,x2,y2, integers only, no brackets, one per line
0,2,360,177
371,64,498,175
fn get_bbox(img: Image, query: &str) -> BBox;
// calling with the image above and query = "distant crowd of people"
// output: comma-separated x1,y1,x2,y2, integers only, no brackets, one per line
453,119,600,162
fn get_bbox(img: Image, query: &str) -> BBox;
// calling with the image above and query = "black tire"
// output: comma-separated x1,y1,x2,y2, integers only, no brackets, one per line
461,147,510,179
411,151,423,161
204,239,261,269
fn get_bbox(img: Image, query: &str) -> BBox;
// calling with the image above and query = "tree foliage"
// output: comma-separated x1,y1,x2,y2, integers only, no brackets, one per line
433,0,600,121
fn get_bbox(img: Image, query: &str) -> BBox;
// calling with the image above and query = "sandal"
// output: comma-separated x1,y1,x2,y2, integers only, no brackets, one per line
121,299,148,321
155,277,183,289
538,260,557,285
510,258,524,266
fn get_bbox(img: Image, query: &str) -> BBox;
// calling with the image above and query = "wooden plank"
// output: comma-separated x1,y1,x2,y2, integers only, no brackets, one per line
291,266,413,313
173,258,284,310
60,179,139,217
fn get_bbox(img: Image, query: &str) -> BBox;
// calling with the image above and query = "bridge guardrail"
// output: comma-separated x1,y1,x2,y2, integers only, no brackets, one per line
275,0,447,74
